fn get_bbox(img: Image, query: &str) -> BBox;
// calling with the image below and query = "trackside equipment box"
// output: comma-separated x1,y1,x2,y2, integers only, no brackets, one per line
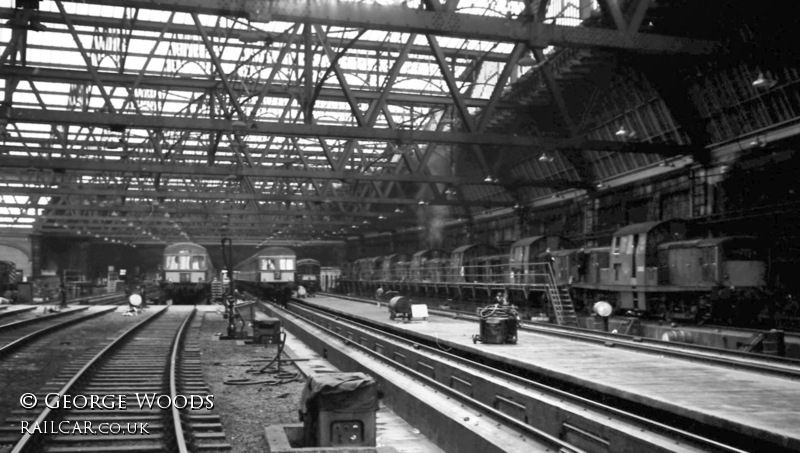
299,372,379,447
253,318,281,344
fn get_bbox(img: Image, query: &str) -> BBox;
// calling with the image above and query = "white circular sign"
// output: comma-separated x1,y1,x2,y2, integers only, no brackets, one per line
593,301,612,317
129,294,143,307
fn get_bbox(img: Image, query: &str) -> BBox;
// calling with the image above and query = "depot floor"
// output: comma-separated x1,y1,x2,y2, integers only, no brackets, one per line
198,308,306,453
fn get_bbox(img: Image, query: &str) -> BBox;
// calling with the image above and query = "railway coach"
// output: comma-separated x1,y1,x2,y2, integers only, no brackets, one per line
297,258,321,293
161,242,216,304
234,246,296,300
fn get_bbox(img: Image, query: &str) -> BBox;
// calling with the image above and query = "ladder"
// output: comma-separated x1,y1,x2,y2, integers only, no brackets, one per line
738,333,766,353
544,264,579,327
739,330,786,356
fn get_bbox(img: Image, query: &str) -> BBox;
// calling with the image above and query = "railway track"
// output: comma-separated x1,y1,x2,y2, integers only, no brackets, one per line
0,307,118,359
0,307,37,321
0,306,229,453
281,298,755,453
0,307,90,330
24,289,161,308
330,292,800,380
1,293,131,323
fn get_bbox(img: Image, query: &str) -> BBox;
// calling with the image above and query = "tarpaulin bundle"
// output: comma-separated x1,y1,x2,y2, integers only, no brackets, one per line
299,372,379,415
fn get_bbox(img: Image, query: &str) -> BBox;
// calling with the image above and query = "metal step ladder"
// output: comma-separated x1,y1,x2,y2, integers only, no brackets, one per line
544,264,579,327
738,330,786,356
738,332,766,353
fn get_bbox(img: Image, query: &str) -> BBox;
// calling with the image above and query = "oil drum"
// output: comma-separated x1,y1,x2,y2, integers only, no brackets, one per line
388,296,411,320
479,317,508,344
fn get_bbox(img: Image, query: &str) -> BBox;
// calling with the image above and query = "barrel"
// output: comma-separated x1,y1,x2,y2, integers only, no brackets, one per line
661,330,694,344
762,329,786,356
480,317,508,344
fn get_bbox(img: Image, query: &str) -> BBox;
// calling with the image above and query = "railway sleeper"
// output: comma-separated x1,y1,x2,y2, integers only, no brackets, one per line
193,441,233,451
80,386,166,392
192,432,227,439
185,414,221,422
42,443,166,453
190,423,224,430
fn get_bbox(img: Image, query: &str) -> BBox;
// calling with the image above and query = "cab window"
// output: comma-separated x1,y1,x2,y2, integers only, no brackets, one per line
191,256,205,270
165,255,179,270
176,255,190,270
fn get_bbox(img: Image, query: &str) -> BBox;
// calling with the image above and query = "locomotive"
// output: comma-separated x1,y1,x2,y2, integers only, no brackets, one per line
233,246,296,301
161,242,216,304
555,220,767,324
0,260,19,301
339,219,769,324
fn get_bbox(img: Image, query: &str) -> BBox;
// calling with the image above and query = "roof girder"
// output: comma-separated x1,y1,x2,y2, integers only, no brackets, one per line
52,0,721,55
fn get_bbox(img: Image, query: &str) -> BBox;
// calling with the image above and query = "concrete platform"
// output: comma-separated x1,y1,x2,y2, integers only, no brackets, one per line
299,295,800,452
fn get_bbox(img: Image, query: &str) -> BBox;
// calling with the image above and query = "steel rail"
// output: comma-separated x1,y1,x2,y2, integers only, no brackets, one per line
0,306,37,320
0,307,90,332
0,306,118,358
168,309,195,453
9,306,172,453
285,302,589,453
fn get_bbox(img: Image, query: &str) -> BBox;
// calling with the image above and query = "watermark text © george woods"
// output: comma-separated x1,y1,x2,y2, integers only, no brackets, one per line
19,393,214,410
18,393,215,435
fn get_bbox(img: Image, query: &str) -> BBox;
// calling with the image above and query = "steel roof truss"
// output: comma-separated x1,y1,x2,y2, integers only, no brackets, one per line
55,0,116,115
314,25,366,127
193,13,249,123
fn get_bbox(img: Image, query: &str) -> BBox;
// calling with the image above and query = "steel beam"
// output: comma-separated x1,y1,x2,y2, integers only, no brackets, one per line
8,108,695,156
54,0,721,54
2,155,481,184
35,214,376,227
0,185,512,207
3,202,385,218
0,66,506,109
0,8,512,62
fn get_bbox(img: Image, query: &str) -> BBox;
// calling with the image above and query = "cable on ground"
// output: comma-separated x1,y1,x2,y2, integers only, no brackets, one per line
223,331,301,386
